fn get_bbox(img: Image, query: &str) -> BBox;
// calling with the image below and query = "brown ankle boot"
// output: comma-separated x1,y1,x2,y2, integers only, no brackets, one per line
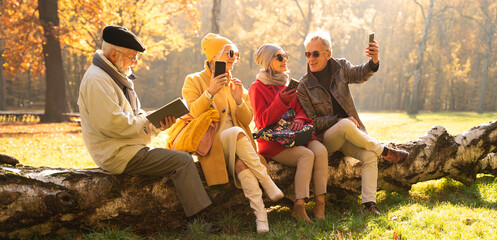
383,147,409,164
312,201,325,220
292,202,312,223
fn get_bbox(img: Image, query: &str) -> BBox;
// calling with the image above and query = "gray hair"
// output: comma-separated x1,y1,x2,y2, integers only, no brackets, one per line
304,30,332,52
102,41,131,56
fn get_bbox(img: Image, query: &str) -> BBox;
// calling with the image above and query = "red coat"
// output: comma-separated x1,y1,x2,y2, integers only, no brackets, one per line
248,79,314,158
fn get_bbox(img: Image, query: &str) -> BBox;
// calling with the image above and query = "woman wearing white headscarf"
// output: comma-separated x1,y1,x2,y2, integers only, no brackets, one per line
249,43,329,221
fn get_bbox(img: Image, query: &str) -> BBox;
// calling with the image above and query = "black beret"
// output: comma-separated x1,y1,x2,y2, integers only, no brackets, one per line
102,25,146,52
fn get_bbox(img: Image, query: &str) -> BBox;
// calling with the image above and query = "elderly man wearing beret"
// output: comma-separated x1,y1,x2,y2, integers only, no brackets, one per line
77,25,212,218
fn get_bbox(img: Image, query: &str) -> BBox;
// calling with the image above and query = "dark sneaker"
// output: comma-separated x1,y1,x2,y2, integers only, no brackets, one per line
383,148,409,164
363,202,380,215
203,223,222,234
185,217,221,234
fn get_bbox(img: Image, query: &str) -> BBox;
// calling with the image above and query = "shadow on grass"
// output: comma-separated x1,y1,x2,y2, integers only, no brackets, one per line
407,113,418,120
407,174,497,209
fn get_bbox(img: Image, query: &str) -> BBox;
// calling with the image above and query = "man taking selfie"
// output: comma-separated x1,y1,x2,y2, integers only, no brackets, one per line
297,30,408,215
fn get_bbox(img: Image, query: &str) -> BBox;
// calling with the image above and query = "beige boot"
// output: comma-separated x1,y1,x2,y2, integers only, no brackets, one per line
238,169,269,234
236,137,284,202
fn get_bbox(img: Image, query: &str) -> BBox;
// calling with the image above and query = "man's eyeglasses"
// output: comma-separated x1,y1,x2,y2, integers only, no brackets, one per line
304,50,328,58
221,49,240,59
115,49,140,63
275,53,288,62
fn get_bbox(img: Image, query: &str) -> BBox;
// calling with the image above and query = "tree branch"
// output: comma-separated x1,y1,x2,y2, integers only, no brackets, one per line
413,0,426,19
293,0,306,21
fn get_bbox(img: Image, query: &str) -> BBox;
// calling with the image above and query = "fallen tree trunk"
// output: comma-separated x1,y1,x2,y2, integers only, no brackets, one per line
1,121,496,238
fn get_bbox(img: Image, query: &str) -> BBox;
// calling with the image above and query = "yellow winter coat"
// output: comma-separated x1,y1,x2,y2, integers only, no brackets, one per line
182,61,267,186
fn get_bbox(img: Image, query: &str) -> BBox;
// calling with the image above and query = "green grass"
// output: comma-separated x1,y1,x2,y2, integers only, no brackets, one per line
2,112,497,239
360,112,497,143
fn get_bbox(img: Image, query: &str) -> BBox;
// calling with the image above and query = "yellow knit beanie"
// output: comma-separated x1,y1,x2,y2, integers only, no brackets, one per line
201,33,234,62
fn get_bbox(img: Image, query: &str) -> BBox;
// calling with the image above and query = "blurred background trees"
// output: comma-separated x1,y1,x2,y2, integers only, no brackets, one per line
1,0,497,121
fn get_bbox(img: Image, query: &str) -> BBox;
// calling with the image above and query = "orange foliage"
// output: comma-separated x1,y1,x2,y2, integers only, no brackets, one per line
0,0,200,77
0,0,44,77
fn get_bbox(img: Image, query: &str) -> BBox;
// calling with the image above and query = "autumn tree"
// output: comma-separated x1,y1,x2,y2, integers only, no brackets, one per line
456,0,497,113
211,0,222,33
407,0,435,115
0,0,4,110
1,0,200,114
57,0,201,107
2,0,497,114
38,0,69,122
0,39,5,111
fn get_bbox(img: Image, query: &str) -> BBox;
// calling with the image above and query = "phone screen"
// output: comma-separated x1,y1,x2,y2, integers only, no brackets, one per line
369,32,375,43
214,61,226,77
286,79,299,91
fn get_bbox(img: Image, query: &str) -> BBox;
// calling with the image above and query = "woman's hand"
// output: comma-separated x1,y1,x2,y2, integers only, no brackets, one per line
159,116,176,131
290,119,304,131
207,71,228,96
230,78,243,105
279,88,297,105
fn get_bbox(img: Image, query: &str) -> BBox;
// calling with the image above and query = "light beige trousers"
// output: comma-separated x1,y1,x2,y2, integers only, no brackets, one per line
322,119,384,203
272,140,328,199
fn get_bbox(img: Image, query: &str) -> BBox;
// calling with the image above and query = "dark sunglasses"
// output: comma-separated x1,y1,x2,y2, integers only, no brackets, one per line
275,53,288,62
304,50,328,58
222,49,240,59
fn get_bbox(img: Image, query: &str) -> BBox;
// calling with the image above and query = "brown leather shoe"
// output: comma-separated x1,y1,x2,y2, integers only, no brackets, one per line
0,154,19,166
363,202,380,215
383,148,408,164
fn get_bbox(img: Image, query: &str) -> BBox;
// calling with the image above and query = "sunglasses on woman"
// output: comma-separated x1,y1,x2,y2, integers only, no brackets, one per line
275,53,288,62
304,50,328,58
221,49,240,59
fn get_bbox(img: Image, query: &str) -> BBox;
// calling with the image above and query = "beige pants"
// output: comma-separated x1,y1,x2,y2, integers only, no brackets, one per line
272,140,328,199
322,119,384,203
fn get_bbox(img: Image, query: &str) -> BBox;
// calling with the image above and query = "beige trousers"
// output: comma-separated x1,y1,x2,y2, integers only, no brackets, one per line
322,119,384,203
272,140,328,199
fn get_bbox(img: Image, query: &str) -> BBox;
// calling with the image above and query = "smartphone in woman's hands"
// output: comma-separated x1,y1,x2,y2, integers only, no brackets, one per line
286,78,299,92
214,61,226,77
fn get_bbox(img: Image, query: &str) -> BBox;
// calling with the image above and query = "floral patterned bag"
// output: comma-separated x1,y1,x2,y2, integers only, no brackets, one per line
253,108,314,148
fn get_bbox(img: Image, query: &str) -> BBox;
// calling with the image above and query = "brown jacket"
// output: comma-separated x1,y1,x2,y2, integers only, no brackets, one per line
182,61,266,186
297,58,377,140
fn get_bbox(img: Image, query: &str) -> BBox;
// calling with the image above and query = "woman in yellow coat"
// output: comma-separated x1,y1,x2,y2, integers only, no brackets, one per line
182,33,283,234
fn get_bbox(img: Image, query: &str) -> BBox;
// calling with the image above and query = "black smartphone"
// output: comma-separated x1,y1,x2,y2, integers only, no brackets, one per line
214,61,226,77
286,78,299,91
369,32,375,43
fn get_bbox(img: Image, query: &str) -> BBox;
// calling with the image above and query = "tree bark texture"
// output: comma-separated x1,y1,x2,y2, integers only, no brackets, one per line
408,0,435,115
477,8,494,113
38,0,69,122
1,121,497,238
211,0,222,33
0,45,6,110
